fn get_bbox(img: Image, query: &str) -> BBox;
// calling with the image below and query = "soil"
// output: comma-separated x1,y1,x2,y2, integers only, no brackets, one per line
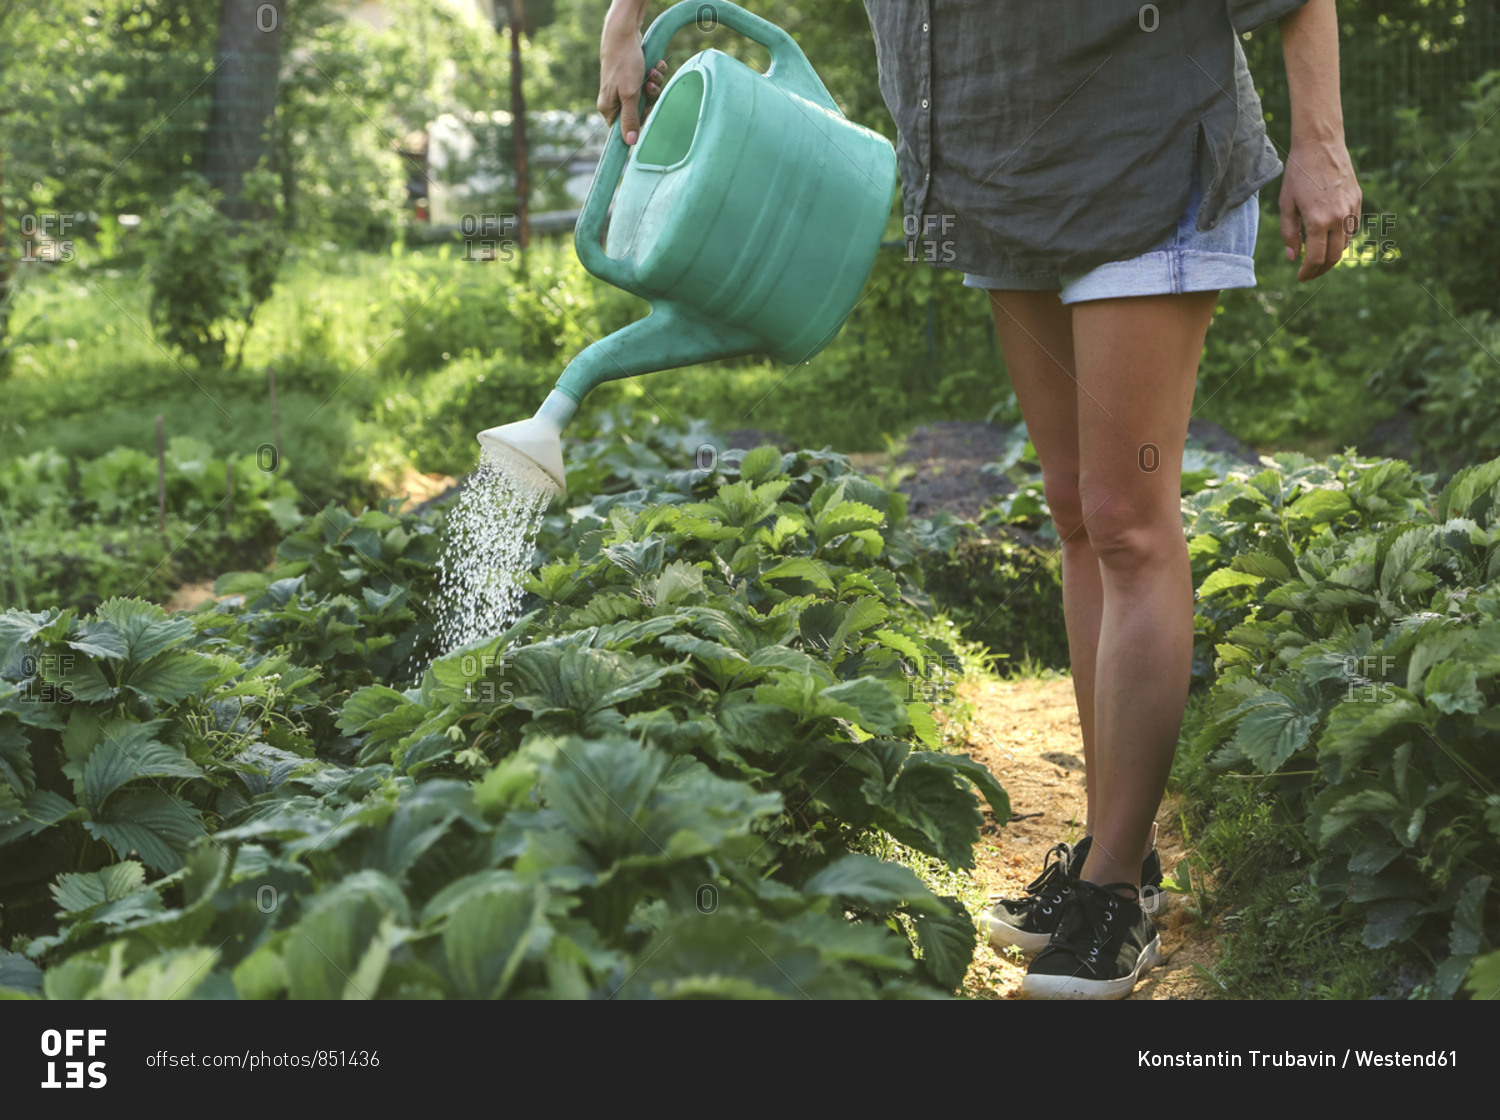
890,416,1259,524
391,465,459,512
952,675,1225,1000
163,579,218,613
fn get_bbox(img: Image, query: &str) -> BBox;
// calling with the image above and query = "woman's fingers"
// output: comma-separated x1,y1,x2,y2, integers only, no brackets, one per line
1279,192,1302,264
646,59,668,98
602,57,669,144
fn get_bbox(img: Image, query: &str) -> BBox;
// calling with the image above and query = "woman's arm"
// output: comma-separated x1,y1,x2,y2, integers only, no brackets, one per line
1278,0,1361,281
600,0,666,145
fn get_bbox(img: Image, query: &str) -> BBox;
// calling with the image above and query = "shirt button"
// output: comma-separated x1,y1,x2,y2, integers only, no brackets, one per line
921,98,929,109
922,21,929,32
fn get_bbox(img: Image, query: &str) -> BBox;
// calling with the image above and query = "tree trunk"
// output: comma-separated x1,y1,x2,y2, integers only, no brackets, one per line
509,1,530,250
203,0,284,220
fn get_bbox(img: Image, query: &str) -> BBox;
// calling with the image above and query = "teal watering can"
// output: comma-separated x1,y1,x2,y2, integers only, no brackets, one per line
477,0,897,495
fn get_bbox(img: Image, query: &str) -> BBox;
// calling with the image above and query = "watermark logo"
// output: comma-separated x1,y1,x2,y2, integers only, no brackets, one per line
40,1029,107,1089
21,653,75,704
1344,654,1396,702
904,213,956,264
19,214,77,264
1343,213,1399,264
459,214,518,262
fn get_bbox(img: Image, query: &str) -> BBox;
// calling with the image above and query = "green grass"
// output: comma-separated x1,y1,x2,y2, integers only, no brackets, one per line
1169,694,1431,1000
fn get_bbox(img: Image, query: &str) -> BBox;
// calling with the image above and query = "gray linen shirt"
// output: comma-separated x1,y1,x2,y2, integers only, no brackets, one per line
863,0,1309,283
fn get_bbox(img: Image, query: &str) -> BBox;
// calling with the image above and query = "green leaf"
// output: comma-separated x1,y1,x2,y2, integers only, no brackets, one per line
906,751,1011,824
84,790,205,872
820,677,908,736
443,884,544,1000
94,598,195,662
872,629,924,674
337,685,416,733
0,950,43,996
760,557,834,590
62,619,128,661
652,560,704,607
1464,949,1500,1000
913,895,977,990
51,861,148,915
803,854,946,914
1288,487,1352,525
815,500,885,545
83,720,203,815
125,650,232,703
283,872,409,1000
1425,661,1484,715
738,444,785,487
0,789,74,845
1197,568,1264,598
1449,874,1490,958
1225,679,1325,771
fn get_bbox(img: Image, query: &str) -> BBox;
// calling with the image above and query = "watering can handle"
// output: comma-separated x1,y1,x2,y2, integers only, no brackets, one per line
575,0,839,289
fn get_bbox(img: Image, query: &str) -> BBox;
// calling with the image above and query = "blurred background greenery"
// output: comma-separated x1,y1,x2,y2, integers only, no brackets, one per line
5,0,1500,604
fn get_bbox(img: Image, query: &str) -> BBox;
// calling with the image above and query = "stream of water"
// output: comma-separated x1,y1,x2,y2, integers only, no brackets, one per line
431,447,554,659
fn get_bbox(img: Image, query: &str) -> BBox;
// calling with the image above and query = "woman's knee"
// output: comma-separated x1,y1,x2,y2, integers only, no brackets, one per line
1074,490,1182,573
1041,472,1086,541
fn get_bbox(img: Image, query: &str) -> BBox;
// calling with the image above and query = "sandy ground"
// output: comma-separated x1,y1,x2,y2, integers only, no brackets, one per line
954,675,1226,1000
163,579,219,613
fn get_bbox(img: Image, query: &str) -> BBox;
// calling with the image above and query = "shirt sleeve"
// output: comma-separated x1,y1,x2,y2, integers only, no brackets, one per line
1226,0,1310,34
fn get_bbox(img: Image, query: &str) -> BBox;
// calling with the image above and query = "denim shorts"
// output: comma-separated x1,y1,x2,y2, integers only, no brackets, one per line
962,174,1259,303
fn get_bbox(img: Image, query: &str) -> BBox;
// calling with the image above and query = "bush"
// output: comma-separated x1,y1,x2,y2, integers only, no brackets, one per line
148,171,286,371
921,532,1069,672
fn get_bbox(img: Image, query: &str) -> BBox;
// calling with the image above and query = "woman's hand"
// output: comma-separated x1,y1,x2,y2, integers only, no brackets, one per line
1278,0,1361,281
599,2,668,145
1279,137,1361,282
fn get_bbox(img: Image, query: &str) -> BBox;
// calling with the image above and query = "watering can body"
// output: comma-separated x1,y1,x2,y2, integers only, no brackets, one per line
556,0,898,403
479,0,896,495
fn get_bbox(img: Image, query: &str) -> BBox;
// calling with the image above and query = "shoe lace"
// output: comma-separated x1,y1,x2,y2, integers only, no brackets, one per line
1049,881,1140,974
989,842,1074,912
1022,843,1074,898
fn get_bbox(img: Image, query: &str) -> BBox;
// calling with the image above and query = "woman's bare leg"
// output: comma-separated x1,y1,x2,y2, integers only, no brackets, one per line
985,290,1103,832
1068,291,1219,889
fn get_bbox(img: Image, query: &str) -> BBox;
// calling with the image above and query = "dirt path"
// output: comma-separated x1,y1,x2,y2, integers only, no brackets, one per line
953,674,1226,999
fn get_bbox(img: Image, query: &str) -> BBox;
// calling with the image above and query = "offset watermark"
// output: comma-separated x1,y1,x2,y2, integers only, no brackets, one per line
40,1029,107,1089
905,213,956,264
456,650,514,704
903,653,963,706
1342,213,1399,264
19,214,78,264
20,653,75,704
459,214,519,263
1344,654,1397,702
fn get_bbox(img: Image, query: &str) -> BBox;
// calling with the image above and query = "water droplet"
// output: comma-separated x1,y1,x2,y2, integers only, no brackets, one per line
427,446,554,668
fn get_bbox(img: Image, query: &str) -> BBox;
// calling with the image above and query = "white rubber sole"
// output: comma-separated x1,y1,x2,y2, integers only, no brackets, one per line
979,909,1056,954
1020,935,1163,1000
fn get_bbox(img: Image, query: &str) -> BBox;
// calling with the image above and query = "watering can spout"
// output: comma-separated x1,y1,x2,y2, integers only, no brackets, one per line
475,306,758,500
476,389,575,498
555,303,761,404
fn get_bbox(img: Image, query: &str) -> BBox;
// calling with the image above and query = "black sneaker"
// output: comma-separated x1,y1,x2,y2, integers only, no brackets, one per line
979,842,1078,953
979,835,1165,954
1021,880,1162,1000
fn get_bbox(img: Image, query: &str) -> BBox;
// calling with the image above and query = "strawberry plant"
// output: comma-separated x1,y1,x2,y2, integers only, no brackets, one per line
1184,451,1500,996
0,421,1004,999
